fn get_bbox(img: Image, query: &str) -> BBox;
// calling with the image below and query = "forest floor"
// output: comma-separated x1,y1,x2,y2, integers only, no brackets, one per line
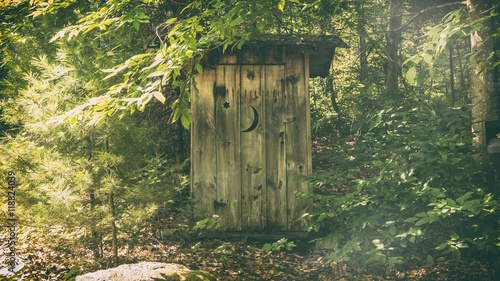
4,232,499,281
2,136,499,281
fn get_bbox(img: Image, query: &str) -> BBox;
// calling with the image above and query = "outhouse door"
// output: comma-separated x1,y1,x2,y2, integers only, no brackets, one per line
192,48,311,231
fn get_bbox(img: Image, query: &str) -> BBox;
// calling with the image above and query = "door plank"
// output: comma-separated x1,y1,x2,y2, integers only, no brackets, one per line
264,65,287,230
284,48,311,231
192,68,217,216
240,65,265,230
215,64,242,230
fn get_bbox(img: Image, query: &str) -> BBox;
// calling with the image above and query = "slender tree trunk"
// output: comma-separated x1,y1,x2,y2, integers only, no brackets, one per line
87,134,101,259
385,0,402,97
325,75,342,136
455,41,467,104
492,11,500,111
109,192,119,266
449,42,456,105
357,1,367,84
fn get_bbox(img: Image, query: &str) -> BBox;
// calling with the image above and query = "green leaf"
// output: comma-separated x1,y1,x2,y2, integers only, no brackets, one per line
181,113,191,129
389,225,396,236
173,107,181,122
63,265,80,278
195,63,203,74
424,53,433,64
436,242,448,250
406,67,417,83
169,24,180,36
165,17,177,24
429,68,440,79
451,248,461,261
152,91,165,103
230,17,243,26
415,217,430,226
416,69,428,85
404,217,419,222
278,0,285,11
133,20,140,31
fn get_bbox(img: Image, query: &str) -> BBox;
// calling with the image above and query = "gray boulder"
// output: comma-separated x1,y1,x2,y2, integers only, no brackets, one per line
75,262,190,281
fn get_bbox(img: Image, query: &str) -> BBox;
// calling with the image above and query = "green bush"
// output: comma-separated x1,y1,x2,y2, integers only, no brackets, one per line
303,102,499,268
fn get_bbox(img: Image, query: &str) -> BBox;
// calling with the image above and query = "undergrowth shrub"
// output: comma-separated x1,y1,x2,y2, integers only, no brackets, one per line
303,102,499,268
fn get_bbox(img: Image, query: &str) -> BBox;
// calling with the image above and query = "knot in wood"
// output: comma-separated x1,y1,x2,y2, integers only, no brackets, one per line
286,75,297,84
247,70,255,80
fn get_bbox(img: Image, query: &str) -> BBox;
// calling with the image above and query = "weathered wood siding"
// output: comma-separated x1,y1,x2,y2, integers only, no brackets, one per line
284,49,311,230
192,46,311,231
192,68,217,215
264,64,287,230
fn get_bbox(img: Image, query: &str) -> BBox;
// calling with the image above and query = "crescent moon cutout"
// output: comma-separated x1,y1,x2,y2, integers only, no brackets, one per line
242,106,259,132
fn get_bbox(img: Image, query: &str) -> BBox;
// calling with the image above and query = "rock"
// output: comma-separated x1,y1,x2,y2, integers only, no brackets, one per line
75,262,191,281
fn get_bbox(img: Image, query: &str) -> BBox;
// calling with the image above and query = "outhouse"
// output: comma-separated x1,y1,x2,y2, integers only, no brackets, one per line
191,35,348,231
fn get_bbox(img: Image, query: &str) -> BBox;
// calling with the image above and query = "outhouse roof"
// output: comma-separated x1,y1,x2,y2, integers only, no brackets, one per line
243,34,349,78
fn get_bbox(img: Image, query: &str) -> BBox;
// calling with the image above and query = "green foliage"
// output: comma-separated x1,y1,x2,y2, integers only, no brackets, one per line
304,102,499,268
0,28,190,260
61,265,82,280
262,238,297,252
192,215,222,232
184,270,217,281
403,5,498,100
48,0,296,128
214,243,233,261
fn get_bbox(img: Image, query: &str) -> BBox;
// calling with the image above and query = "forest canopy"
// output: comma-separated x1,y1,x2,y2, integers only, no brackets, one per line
0,0,499,280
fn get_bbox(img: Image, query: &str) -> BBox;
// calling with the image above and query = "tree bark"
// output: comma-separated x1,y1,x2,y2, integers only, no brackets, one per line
467,0,499,195
87,134,101,259
455,40,467,104
385,0,402,97
357,1,367,84
449,42,456,105
325,74,342,136
467,0,496,148
109,192,119,266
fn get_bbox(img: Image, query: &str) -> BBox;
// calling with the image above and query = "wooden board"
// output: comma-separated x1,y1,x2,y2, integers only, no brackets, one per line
241,47,261,65
284,48,311,230
215,64,242,230
263,47,285,65
304,53,312,176
192,68,217,215
264,65,287,230
240,65,265,230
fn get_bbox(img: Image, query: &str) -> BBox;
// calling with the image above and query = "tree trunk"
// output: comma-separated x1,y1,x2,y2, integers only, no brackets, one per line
385,0,402,97
325,74,342,136
109,192,119,266
449,42,456,105
467,0,496,147
357,1,367,84
87,134,101,259
467,0,499,195
455,40,467,104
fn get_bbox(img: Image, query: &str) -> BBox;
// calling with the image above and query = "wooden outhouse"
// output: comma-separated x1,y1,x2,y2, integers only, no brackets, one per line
191,35,348,231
